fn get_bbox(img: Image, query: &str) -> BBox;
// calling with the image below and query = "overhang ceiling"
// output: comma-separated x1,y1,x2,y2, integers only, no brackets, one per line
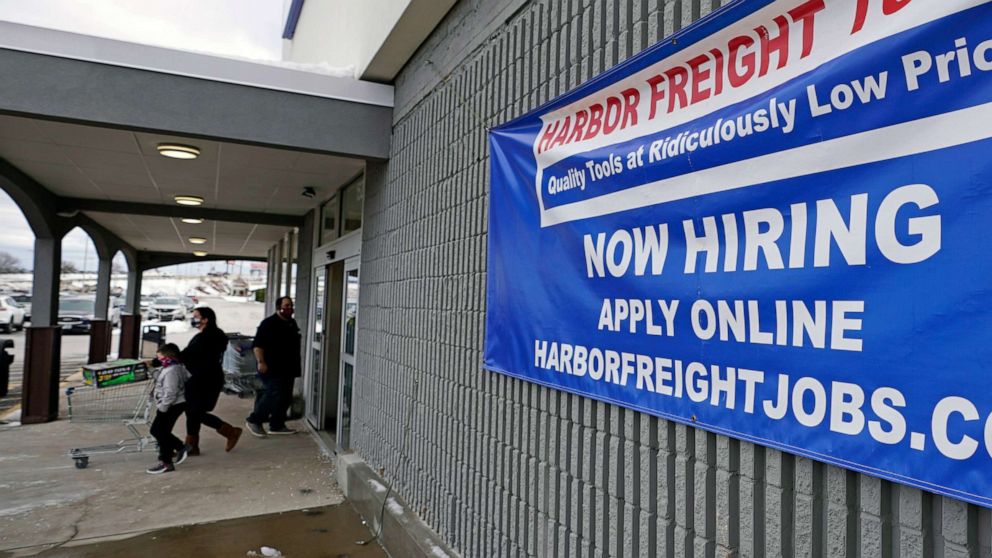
0,113,365,257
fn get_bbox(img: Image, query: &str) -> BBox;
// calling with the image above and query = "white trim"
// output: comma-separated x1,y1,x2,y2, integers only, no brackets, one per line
541,102,992,227
0,21,394,108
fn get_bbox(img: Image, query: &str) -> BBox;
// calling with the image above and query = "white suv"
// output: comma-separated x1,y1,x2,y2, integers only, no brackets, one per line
0,296,26,333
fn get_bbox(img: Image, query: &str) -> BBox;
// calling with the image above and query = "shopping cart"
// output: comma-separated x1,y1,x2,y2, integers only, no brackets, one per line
65,379,156,469
222,334,260,398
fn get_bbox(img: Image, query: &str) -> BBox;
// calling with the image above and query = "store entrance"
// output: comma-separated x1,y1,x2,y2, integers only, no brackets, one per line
305,257,359,452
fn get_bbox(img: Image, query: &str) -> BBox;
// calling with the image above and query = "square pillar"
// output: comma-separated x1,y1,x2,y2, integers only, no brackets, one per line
94,256,112,320
119,268,142,359
88,320,112,364
284,229,295,297
274,238,284,303
21,327,61,423
22,237,62,423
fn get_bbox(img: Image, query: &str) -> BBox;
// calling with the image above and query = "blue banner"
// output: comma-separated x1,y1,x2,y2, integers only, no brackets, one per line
485,0,992,507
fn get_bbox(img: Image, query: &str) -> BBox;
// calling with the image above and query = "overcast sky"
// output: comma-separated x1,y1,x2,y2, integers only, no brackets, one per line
0,0,284,60
0,1,285,275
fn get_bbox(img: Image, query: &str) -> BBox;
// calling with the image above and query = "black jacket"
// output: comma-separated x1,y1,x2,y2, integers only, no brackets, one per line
252,314,302,377
181,327,228,387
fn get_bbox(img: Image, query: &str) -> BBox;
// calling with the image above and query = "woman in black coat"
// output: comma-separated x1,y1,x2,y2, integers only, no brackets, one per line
181,306,242,454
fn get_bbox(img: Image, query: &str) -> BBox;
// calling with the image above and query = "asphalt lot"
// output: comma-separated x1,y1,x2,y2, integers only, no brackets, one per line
0,297,265,418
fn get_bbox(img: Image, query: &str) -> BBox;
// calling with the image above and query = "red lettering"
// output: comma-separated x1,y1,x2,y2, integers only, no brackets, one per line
620,88,640,129
728,35,756,88
788,0,824,57
647,74,666,119
538,120,560,154
756,16,789,77
584,104,604,141
687,54,712,105
567,109,588,144
549,115,572,150
883,0,912,15
664,66,689,113
710,49,725,96
603,97,623,134
852,0,908,34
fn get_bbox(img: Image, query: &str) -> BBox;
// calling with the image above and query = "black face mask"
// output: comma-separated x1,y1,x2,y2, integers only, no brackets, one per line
191,318,202,329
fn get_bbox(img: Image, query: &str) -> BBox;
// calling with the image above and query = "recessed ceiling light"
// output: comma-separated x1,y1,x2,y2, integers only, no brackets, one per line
189,237,207,245
174,195,204,206
192,250,208,257
181,218,204,224
157,143,200,159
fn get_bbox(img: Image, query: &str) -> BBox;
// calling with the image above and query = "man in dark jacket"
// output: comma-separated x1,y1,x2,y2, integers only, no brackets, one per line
245,296,302,437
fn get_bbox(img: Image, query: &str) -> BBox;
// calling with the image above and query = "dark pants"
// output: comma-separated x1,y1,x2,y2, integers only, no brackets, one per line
150,402,187,463
247,374,294,430
185,377,224,437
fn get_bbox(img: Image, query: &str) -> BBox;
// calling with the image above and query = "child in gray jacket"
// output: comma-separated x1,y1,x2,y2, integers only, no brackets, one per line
147,343,192,474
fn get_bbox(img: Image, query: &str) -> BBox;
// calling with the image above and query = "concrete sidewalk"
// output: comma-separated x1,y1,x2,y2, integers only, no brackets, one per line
0,393,355,557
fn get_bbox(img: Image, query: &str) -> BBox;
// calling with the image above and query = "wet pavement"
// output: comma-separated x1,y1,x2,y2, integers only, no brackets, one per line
25,504,386,558
0,396,345,556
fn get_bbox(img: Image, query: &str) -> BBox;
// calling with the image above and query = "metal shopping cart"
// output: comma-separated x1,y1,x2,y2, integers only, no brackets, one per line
222,334,260,398
65,379,156,469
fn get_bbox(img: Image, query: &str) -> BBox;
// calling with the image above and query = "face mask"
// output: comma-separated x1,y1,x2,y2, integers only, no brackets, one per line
279,307,294,319
191,318,202,329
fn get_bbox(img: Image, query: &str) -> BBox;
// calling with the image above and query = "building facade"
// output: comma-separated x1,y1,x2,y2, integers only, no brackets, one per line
293,0,992,556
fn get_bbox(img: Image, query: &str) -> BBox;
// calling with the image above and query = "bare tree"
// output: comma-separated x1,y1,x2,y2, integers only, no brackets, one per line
0,251,24,273
61,260,79,274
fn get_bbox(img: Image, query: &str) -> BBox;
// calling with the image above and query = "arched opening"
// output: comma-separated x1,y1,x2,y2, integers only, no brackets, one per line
58,227,106,366
111,250,129,324
0,189,34,418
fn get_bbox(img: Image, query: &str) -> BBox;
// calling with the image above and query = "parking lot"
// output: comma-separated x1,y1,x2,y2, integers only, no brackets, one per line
0,297,265,419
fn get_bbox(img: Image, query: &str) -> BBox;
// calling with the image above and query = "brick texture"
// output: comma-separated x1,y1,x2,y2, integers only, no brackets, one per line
351,1,989,556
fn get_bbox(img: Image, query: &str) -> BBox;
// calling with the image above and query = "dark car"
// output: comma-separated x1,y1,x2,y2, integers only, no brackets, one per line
57,297,123,333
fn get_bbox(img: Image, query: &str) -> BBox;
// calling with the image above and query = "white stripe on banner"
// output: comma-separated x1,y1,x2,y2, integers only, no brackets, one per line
541,102,992,227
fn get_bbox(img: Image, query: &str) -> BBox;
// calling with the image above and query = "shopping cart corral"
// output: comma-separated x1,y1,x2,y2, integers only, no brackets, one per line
65,378,156,469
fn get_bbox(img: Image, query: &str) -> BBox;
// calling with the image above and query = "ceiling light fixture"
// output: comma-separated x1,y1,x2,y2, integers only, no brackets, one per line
174,195,204,206
181,218,204,224
188,237,207,245
157,143,200,160
192,250,208,257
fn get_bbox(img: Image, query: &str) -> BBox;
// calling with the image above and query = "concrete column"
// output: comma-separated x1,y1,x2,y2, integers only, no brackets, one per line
123,267,142,315
274,238,284,304
94,256,111,319
119,267,142,359
284,229,295,297
21,236,62,423
293,215,314,405
265,247,276,315
29,237,60,327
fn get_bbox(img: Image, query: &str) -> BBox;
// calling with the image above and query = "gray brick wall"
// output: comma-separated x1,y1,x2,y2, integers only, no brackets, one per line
354,1,992,556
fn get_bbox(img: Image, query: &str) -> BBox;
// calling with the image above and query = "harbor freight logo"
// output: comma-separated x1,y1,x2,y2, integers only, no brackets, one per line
486,0,992,508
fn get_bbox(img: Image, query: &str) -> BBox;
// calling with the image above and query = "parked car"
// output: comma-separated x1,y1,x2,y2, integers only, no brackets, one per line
0,296,26,333
182,295,198,313
57,297,96,334
55,296,121,334
147,297,186,322
11,294,31,322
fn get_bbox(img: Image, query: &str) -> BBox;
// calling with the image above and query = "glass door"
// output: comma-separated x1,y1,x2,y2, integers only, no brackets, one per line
337,258,359,451
306,267,327,428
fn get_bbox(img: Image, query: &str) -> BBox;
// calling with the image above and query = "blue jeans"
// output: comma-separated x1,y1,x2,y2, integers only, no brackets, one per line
247,374,294,429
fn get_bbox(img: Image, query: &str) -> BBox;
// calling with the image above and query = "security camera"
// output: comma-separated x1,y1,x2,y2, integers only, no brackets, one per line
301,187,317,198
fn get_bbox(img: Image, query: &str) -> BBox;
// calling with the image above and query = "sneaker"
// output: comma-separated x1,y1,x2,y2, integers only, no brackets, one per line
267,426,297,435
146,461,175,475
245,420,267,438
175,445,189,465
